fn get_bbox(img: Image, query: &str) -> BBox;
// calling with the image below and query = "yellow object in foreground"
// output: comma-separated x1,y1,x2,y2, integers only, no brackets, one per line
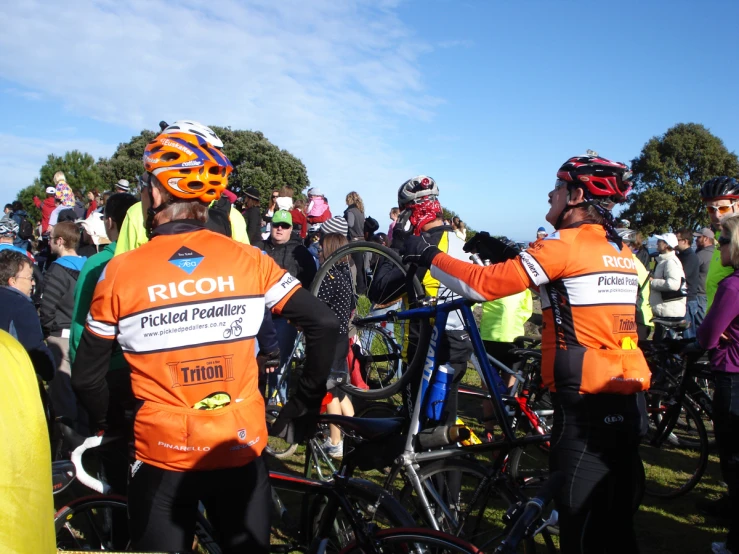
0,330,55,553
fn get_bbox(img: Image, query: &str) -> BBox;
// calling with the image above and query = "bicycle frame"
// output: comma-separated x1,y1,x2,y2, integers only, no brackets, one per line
358,297,550,532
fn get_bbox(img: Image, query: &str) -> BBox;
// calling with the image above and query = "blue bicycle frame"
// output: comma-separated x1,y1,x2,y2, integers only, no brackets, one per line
358,296,517,441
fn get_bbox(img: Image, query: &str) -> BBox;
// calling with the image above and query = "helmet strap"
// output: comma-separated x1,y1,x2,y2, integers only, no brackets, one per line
552,187,623,249
145,185,172,239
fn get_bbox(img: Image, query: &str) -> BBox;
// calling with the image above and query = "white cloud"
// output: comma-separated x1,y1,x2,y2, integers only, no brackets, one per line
0,0,448,217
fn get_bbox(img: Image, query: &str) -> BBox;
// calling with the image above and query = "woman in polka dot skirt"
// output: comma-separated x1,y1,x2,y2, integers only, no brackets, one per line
316,232,356,459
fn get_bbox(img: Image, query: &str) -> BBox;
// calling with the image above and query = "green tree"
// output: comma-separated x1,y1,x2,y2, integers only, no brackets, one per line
97,129,157,189
213,127,309,210
621,123,739,235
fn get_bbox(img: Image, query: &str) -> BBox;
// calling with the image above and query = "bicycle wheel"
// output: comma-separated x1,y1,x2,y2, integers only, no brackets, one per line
55,495,129,550
339,527,482,553
304,478,416,553
312,242,426,401
392,458,547,553
640,394,709,498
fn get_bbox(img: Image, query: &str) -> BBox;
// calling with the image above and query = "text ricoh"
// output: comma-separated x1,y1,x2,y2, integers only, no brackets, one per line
148,276,235,302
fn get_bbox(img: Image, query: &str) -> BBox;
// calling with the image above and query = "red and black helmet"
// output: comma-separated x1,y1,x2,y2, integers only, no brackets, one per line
556,154,633,202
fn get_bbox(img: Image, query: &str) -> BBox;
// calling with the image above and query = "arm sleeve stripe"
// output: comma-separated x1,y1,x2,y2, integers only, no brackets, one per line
265,272,301,309
86,313,117,338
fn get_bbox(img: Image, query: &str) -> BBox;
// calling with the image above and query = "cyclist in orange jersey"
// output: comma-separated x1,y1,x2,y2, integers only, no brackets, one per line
71,128,338,553
401,153,649,554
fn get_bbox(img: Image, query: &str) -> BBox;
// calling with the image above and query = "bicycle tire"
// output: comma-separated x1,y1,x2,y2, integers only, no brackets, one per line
392,458,549,553
641,395,709,498
55,495,222,553
304,477,416,552
339,527,483,553
312,241,427,401
55,495,129,551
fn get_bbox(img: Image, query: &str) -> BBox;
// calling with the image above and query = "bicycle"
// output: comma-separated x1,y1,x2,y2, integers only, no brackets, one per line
314,242,556,551
639,329,711,498
55,414,473,553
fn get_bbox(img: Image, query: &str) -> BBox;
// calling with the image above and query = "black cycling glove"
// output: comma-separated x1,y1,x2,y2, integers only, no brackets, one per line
463,232,520,264
400,234,442,267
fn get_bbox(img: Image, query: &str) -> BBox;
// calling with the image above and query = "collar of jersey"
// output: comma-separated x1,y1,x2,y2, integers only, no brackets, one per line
151,219,208,238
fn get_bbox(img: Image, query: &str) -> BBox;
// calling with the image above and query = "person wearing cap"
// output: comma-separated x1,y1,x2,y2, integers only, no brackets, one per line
33,186,58,234
536,226,548,240
114,179,130,193
695,227,716,323
306,188,332,230
257,210,317,402
649,232,687,341
242,186,263,245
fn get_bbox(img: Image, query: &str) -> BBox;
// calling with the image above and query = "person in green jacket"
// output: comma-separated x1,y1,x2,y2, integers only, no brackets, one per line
701,177,739,311
70,193,138,368
479,289,533,438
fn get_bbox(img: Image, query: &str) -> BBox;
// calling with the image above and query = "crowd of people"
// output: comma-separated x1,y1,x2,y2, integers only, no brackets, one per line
2,120,739,554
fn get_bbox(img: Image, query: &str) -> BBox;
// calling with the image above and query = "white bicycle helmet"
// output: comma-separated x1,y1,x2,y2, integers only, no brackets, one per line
397,175,439,208
616,228,637,244
0,217,19,237
160,120,224,149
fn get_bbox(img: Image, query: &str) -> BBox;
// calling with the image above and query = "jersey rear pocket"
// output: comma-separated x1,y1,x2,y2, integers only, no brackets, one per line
133,391,267,471
581,348,651,395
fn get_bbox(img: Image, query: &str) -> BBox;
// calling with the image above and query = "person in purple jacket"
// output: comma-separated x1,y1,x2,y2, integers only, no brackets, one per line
698,213,739,554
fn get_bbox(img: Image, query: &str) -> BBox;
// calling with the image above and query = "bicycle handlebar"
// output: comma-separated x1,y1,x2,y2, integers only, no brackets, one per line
493,472,565,554
69,435,114,495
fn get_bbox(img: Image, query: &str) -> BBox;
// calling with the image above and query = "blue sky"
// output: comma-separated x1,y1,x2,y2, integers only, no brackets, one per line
1,0,738,241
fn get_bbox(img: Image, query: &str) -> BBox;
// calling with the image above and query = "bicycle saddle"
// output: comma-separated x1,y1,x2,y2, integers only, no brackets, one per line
316,415,405,442
651,317,690,329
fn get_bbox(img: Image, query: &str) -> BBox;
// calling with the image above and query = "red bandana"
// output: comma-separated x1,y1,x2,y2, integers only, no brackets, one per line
407,199,442,236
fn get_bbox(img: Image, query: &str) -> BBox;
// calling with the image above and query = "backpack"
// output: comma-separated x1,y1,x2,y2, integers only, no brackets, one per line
17,216,34,241
206,196,233,237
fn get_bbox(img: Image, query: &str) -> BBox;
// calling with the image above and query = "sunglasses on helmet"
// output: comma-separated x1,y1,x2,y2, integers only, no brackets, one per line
706,202,737,215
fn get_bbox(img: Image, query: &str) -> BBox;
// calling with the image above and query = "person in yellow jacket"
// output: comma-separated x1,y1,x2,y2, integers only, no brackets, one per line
0,329,55,553
619,229,654,341
481,289,534,373
114,196,248,255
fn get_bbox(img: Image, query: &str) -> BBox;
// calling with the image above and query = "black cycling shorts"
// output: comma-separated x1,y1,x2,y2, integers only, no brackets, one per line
128,455,271,553
550,392,647,554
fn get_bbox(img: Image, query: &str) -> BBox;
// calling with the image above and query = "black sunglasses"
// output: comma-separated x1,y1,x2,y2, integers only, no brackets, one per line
718,236,732,247
273,223,291,230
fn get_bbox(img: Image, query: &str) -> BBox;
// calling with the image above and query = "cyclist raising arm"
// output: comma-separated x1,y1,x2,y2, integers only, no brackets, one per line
401,154,650,554
71,128,338,553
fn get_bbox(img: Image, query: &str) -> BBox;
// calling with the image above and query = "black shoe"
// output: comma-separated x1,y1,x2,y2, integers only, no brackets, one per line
697,494,730,522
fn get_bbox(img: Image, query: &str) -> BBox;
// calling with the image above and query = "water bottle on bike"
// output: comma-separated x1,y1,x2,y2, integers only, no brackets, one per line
425,363,454,424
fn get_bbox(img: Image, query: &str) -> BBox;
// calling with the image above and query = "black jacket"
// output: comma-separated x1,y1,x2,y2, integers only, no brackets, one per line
243,206,262,245
257,236,317,289
344,204,365,240
676,247,700,301
40,259,83,336
635,246,651,271
0,286,55,380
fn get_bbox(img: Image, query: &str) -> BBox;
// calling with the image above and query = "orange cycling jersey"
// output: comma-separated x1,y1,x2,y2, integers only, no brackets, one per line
86,229,300,471
430,223,650,395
